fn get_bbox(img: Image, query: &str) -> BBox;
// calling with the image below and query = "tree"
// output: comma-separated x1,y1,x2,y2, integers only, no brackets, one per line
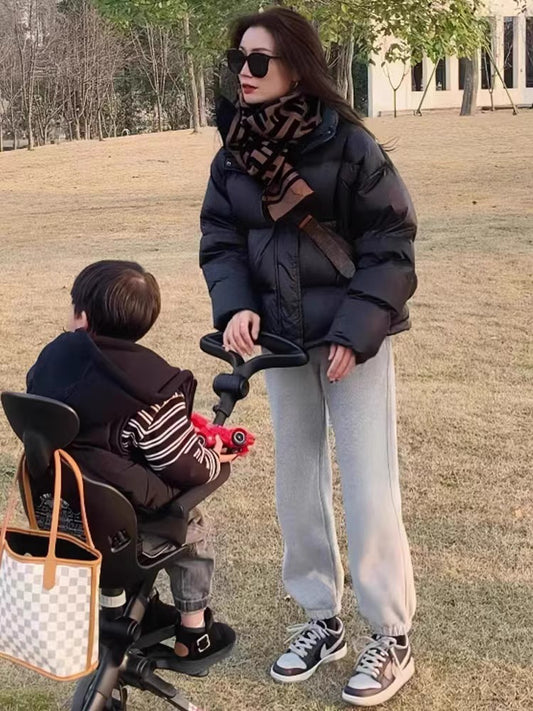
95,0,203,131
369,0,487,116
4,0,59,149
281,0,487,116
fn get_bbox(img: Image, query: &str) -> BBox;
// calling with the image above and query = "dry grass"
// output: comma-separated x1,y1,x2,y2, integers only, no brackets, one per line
0,111,532,711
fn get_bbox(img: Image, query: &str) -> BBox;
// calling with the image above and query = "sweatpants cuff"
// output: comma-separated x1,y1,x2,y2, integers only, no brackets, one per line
174,597,209,613
305,606,342,620
373,625,411,637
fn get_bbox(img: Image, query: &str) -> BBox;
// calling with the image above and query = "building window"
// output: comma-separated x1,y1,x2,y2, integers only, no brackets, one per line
412,61,423,91
481,51,492,89
503,17,515,88
435,59,447,90
526,17,533,88
481,19,495,90
458,58,469,90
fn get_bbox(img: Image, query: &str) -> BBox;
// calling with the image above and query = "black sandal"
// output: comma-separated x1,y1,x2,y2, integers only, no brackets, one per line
148,608,236,676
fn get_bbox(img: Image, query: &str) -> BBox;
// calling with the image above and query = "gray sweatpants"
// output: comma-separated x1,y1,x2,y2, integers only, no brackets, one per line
265,338,416,637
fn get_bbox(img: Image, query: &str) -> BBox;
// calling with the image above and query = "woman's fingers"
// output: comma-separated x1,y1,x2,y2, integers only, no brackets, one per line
239,317,255,354
251,313,261,340
231,317,250,356
223,315,244,355
223,322,233,350
337,351,356,380
224,311,260,357
326,345,343,381
327,344,355,382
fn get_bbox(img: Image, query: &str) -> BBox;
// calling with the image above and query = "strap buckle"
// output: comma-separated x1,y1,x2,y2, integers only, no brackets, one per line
196,633,211,653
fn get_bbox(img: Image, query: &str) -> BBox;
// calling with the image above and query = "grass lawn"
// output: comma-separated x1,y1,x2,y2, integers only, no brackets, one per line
0,110,532,711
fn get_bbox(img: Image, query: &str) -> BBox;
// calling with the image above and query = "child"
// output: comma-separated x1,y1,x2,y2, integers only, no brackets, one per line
26,260,236,669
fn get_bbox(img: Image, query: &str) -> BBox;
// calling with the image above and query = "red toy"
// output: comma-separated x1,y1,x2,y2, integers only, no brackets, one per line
191,412,255,457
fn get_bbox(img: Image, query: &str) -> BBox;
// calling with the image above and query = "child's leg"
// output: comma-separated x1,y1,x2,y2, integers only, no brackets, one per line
165,507,214,620
164,507,235,664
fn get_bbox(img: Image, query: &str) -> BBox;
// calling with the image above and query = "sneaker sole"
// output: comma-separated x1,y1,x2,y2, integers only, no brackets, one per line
270,643,348,684
341,657,415,707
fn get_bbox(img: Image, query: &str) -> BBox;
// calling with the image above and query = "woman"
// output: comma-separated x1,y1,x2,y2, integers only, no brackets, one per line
200,8,417,707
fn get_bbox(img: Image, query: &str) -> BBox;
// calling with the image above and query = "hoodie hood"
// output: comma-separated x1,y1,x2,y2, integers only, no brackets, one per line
27,330,195,430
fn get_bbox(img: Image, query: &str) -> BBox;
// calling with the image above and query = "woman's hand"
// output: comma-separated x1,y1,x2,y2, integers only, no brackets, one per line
327,344,356,383
223,310,261,357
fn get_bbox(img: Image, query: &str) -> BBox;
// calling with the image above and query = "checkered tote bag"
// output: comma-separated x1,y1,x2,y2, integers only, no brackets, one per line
0,449,101,681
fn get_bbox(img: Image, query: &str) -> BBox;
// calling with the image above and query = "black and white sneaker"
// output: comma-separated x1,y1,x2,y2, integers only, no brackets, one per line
342,635,414,706
270,617,347,683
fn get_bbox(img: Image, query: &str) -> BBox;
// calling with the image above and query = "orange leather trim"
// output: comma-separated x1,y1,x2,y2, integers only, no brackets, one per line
20,458,38,529
0,650,98,682
57,449,96,549
0,464,25,568
86,565,100,668
42,451,63,589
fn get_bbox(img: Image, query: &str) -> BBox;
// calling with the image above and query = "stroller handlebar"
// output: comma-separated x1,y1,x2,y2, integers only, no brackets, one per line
199,331,308,376
199,331,309,425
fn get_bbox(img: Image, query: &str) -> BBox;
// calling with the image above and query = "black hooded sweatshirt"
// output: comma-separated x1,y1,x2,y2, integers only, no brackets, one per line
26,330,216,512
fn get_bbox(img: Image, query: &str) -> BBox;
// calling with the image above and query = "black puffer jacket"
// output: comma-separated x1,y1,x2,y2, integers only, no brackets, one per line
200,101,417,363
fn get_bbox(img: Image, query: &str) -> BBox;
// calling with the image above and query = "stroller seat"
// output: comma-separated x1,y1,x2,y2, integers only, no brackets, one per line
1,391,231,711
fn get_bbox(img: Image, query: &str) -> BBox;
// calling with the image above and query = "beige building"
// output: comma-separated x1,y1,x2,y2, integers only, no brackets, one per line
368,1,533,116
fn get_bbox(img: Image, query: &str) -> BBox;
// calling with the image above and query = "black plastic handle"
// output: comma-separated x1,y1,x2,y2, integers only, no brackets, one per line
200,331,308,378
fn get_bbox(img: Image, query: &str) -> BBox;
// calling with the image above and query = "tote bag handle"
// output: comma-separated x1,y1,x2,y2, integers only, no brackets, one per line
0,449,96,590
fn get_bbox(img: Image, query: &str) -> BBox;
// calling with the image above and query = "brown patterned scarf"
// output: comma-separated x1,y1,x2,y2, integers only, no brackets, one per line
226,91,355,279
226,91,321,222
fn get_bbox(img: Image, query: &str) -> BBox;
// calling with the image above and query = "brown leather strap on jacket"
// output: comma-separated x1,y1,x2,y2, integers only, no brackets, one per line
298,215,355,279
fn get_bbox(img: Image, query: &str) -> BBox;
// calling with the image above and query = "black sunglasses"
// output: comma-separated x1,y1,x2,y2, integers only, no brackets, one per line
226,48,281,79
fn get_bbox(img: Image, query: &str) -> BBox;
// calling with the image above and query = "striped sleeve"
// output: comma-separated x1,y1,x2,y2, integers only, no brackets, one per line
121,393,220,489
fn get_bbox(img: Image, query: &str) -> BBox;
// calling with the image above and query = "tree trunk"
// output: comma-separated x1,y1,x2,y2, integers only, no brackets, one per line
460,53,479,116
183,15,200,133
415,63,437,115
10,103,17,149
198,66,207,127
156,98,163,132
27,106,34,150
486,47,518,115
97,109,104,141
346,37,355,108
329,43,349,98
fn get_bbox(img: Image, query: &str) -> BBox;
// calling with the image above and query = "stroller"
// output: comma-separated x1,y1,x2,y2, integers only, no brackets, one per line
1,331,307,711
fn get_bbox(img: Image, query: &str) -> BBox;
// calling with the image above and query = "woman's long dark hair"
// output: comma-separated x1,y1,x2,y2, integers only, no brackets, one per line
230,7,366,129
